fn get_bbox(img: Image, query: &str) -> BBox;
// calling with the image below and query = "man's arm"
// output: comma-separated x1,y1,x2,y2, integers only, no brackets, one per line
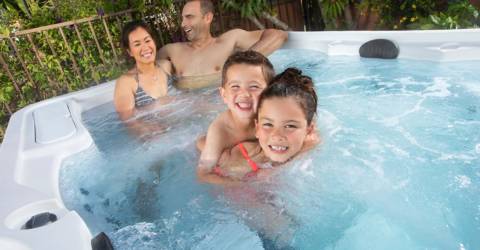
249,29,288,56
157,59,172,76
157,44,171,60
230,28,288,56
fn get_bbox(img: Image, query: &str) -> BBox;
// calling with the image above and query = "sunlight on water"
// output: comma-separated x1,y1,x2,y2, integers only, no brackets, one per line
60,49,480,250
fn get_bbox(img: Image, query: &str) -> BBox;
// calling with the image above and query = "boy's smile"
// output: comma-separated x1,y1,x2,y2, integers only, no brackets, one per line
221,64,268,119
235,99,253,110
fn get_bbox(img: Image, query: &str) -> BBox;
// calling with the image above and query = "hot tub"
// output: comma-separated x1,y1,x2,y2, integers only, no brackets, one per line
1,29,479,250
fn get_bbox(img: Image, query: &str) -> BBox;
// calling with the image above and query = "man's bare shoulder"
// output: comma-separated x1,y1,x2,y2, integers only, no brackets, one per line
161,42,190,52
159,42,192,61
161,42,194,54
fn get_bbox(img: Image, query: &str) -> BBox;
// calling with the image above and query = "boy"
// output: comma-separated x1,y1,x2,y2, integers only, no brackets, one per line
197,50,275,182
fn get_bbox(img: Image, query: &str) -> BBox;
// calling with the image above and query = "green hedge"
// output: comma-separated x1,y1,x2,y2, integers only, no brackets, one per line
0,0,195,142
0,0,162,142
0,15,130,139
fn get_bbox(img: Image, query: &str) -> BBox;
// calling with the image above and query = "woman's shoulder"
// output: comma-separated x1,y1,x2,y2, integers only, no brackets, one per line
116,70,136,86
115,70,137,95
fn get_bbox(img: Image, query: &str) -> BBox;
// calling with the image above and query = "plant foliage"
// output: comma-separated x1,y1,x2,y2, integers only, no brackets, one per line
317,0,479,30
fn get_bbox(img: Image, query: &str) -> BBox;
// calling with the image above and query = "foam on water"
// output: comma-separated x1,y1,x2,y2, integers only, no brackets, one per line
60,49,480,250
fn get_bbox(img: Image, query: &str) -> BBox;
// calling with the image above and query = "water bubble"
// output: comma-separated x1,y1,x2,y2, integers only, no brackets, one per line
455,175,471,188
476,144,480,154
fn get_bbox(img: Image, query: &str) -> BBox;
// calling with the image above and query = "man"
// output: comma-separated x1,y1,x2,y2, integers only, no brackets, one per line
158,0,288,89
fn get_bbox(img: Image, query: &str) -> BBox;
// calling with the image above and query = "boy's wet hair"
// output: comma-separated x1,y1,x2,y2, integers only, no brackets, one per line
120,20,159,61
222,50,275,87
257,68,318,125
186,0,214,15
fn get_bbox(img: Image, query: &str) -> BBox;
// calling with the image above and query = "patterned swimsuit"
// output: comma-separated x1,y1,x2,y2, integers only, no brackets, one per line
133,66,172,107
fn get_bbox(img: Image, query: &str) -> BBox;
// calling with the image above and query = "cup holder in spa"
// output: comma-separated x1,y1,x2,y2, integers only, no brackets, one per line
4,200,63,230
21,212,57,230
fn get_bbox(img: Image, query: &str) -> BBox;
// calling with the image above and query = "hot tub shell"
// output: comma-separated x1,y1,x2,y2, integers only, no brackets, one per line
1,29,480,250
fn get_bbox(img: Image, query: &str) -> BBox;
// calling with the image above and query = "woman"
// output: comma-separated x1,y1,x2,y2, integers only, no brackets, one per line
114,20,172,120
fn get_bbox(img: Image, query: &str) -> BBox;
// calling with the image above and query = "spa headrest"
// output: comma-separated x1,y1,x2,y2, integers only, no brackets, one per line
359,39,399,59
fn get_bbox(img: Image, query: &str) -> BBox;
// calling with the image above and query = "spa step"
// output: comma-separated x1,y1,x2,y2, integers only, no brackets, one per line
32,102,77,144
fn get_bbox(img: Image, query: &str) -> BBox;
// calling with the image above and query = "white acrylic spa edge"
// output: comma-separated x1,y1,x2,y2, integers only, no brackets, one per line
1,29,480,250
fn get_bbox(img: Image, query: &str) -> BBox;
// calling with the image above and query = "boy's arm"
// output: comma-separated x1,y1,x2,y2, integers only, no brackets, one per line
197,122,228,170
197,145,247,186
197,121,230,183
197,171,242,186
157,44,170,60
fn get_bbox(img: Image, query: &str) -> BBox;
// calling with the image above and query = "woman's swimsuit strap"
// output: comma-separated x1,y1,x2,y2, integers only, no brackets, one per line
134,68,156,107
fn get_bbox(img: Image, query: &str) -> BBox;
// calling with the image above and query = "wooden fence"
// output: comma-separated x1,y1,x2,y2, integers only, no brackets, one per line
212,0,305,32
144,0,305,46
0,9,137,112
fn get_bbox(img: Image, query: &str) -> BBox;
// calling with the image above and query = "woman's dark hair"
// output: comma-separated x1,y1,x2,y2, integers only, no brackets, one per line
222,50,275,87
257,68,318,125
120,20,159,59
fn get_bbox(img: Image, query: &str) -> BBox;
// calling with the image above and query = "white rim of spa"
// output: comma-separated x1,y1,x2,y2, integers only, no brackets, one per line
1,29,480,250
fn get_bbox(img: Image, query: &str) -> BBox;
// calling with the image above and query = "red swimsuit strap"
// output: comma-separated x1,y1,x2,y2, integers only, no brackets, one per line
238,143,258,172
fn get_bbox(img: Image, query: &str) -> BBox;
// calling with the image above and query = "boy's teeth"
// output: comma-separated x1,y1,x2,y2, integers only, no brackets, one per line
270,145,287,151
237,102,252,109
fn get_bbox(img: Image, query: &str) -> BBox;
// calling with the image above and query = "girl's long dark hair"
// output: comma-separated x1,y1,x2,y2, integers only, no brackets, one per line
257,67,318,125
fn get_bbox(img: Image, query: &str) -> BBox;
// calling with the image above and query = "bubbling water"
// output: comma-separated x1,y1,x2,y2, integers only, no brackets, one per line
60,49,480,250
